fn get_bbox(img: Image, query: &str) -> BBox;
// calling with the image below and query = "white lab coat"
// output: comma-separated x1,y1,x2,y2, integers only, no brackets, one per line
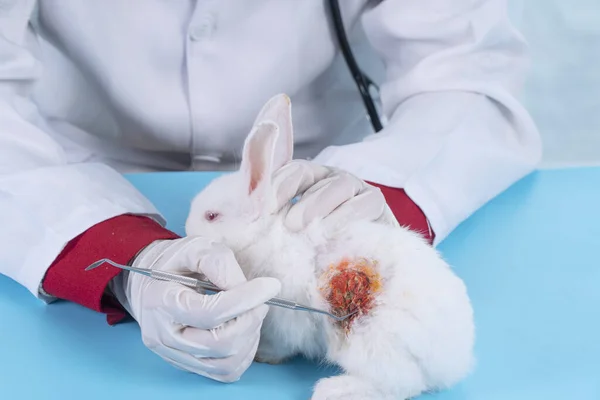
0,0,541,300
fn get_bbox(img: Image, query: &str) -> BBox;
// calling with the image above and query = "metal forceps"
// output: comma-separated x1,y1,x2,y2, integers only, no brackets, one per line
86,258,356,321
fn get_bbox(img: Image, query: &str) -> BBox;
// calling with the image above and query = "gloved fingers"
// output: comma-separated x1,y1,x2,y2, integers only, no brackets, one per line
192,329,261,383
271,160,331,211
283,172,364,232
157,344,238,380
159,331,261,383
162,238,249,289
154,317,220,359
161,357,222,381
161,278,278,329
319,185,391,233
377,204,401,227
203,329,261,383
159,304,269,358
195,242,252,290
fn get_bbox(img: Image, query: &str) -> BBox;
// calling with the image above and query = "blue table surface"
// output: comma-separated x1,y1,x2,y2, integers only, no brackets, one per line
2,168,600,399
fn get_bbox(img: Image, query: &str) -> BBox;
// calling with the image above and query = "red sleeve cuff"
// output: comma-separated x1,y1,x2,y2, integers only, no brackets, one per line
366,181,434,245
42,214,181,325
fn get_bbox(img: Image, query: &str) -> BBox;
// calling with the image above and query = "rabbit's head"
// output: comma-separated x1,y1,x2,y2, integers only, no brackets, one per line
185,94,294,251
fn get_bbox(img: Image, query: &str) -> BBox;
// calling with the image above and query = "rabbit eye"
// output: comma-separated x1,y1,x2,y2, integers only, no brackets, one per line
204,211,219,222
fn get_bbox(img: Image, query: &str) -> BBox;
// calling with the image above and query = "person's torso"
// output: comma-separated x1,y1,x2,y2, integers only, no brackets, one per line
27,0,385,172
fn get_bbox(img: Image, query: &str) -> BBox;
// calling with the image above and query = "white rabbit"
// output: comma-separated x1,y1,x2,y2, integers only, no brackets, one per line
185,94,475,400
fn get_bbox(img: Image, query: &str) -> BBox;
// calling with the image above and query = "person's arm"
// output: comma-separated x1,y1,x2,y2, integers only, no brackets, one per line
41,215,180,324
0,8,282,380
366,182,433,243
0,0,170,319
0,1,415,328
313,0,542,245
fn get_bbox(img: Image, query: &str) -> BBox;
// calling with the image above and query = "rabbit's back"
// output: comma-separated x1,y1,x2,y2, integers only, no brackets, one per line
236,215,474,388
314,220,475,389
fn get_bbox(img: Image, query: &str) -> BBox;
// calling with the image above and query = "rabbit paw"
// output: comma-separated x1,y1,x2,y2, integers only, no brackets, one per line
311,375,391,400
254,354,286,365
254,339,295,365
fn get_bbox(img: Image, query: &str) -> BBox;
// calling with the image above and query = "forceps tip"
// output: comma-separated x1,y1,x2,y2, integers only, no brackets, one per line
85,259,108,271
331,310,358,321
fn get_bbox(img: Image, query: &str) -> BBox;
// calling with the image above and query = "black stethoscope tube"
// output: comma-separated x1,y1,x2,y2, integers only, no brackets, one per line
327,0,384,133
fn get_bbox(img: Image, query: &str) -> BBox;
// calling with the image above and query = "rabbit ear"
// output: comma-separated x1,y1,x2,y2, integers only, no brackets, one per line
240,121,280,206
252,93,294,170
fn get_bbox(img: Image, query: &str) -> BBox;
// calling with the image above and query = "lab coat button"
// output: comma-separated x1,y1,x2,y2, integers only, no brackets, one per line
191,154,221,171
193,154,221,163
189,18,215,41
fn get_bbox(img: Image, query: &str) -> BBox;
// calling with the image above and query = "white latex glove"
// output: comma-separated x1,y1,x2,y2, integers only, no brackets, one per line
271,159,399,232
110,236,281,383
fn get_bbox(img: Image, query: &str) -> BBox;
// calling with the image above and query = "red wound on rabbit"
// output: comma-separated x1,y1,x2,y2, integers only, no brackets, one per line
320,258,382,333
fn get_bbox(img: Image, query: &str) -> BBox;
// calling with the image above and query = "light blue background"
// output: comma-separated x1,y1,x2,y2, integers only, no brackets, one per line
1,169,599,399
508,0,600,168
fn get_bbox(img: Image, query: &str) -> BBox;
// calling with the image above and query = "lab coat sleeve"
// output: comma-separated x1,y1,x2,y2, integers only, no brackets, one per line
367,182,434,244
43,215,181,324
313,0,542,245
0,1,167,302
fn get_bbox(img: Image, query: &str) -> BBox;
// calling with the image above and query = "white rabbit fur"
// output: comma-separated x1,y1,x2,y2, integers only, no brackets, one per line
185,94,475,400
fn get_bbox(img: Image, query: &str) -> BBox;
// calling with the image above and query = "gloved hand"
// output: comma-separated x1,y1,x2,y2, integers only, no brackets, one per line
110,236,281,383
271,159,399,232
